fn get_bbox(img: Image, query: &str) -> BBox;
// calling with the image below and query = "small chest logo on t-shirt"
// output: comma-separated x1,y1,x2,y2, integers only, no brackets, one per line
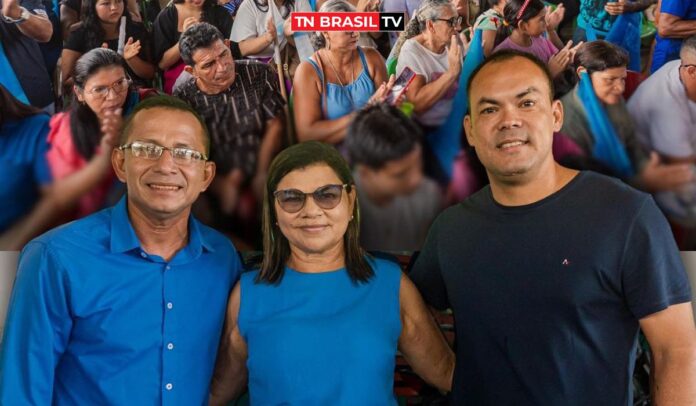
562,258,571,266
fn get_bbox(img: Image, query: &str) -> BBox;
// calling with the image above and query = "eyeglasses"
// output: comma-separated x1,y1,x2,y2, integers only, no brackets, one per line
680,64,696,70
274,184,349,213
85,77,131,99
118,141,208,165
434,16,463,28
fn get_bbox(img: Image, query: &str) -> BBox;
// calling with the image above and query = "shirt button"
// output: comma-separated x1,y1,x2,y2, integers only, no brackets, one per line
167,302,173,310
165,265,171,270
165,383,173,390
167,343,174,350
140,252,147,258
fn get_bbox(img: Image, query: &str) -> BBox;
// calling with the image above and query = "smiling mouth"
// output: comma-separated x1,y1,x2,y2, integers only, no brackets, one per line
497,140,528,150
148,183,182,192
300,225,328,232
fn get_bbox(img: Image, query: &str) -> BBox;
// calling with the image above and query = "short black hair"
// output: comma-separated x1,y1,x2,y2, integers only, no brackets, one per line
467,50,555,111
179,22,225,66
120,95,210,154
573,40,628,75
346,104,423,169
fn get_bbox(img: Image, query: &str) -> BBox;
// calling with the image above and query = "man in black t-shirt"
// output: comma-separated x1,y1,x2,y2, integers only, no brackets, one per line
175,22,284,215
1,0,54,109
410,50,696,405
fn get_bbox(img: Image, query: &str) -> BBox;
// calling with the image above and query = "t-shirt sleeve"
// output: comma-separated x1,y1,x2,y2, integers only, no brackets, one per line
153,7,178,64
660,0,689,17
60,0,80,12
640,102,694,158
230,1,259,41
408,213,450,310
64,26,87,52
260,64,286,120
621,196,692,319
396,42,429,81
211,6,234,37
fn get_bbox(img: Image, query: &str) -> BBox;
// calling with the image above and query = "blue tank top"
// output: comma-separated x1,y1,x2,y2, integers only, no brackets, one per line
239,257,402,405
307,47,375,120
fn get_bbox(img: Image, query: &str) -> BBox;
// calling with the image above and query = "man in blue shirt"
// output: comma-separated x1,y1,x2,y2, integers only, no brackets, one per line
0,96,244,404
653,0,696,72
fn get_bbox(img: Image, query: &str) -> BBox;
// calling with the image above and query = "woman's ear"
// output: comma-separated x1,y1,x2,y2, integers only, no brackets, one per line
576,66,587,78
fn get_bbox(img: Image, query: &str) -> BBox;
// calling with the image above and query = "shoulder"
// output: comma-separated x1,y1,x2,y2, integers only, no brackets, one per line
367,256,403,283
236,59,273,76
154,5,177,25
47,112,72,143
574,171,651,210
235,0,258,15
362,46,384,66
32,207,112,253
196,220,240,258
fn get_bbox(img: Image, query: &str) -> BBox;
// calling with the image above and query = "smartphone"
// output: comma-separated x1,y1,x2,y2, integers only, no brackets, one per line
386,66,416,105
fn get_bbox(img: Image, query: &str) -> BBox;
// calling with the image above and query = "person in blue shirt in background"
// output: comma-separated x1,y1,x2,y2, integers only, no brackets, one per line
652,0,696,72
0,95,244,405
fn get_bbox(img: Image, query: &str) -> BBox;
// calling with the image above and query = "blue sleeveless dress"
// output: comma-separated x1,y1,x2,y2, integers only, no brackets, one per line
307,47,375,120
238,257,402,405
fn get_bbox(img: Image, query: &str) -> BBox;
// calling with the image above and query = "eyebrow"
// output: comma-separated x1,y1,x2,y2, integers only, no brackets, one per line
476,87,542,107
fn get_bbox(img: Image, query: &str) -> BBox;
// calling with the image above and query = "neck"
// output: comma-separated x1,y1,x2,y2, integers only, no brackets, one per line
101,20,119,37
420,34,446,53
326,47,354,66
510,29,532,47
488,161,578,206
287,241,346,273
127,199,190,262
357,173,394,206
493,4,505,14
196,77,233,95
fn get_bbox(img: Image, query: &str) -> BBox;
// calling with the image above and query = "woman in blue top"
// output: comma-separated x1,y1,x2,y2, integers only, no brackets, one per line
209,141,454,405
292,0,395,145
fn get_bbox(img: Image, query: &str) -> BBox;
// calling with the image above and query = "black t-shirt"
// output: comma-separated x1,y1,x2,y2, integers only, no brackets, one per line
0,0,54,108
64,21,153,86
410,171,692,405
174,60,285,175
153,4,235,64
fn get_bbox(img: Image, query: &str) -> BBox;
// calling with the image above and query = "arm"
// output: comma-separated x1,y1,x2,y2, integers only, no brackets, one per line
209,282,249,406
252,115,284,199
238,33,275,56
481,29,496,57
547,29,564,51
292,60,356,144
60,48,82,89
398,274,455,392
2,0,53,42
159,43,182,70
0,242,72,404
59,4,78,40
657,13,696,38
640,303,696,404
123,38,156,80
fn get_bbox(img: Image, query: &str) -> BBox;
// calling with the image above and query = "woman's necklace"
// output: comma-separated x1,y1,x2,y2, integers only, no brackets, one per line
323,49,356,109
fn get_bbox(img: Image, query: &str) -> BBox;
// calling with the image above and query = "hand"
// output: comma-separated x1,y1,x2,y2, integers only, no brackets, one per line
368,74,397,105
2,0,21,19
547,40,575,77
182,16,200,32
639,152,694,192
604,0,630,15
446,34,463,78
356,0,380,12
545,3,565,31
123,37,141,60
459,27,471,55
265,17,277,44
99,108,123,154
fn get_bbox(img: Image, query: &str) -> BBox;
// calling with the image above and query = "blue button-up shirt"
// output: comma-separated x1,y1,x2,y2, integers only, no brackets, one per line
0,197,242,405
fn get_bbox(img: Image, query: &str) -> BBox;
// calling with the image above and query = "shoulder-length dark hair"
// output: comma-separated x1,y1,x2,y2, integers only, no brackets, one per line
0,84,43,128
71,48,130,160
82,0,134,51
258,141,373,285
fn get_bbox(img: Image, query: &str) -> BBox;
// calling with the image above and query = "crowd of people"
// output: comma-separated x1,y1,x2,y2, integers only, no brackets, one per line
1,0,696,402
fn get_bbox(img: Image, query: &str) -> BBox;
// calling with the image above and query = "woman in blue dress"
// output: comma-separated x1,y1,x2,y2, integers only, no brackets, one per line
209,141,454,405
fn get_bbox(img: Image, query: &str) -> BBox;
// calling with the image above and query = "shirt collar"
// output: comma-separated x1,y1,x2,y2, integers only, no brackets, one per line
110,196,216,256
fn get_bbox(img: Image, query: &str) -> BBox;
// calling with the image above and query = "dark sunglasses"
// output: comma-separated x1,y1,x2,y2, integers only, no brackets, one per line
274,184,349,213
434,16,463,28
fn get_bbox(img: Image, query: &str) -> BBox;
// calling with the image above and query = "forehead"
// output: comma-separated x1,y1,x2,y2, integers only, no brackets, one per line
85,66,126,86
470,57,551,102
126,107,206,149
277,163,343,191
592,66,628,78
191,39,228,62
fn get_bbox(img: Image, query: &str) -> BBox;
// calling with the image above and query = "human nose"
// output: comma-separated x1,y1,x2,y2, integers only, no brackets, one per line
496,106,523,130
300,193,323,216
152,148,178,173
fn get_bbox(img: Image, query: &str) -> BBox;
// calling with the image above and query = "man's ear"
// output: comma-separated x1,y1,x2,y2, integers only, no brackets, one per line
200,161,216,192
551,99,564,132
224,38,230,48
184,65,195,75
464,114,476,148
575,66,587,78
112,148,127,183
